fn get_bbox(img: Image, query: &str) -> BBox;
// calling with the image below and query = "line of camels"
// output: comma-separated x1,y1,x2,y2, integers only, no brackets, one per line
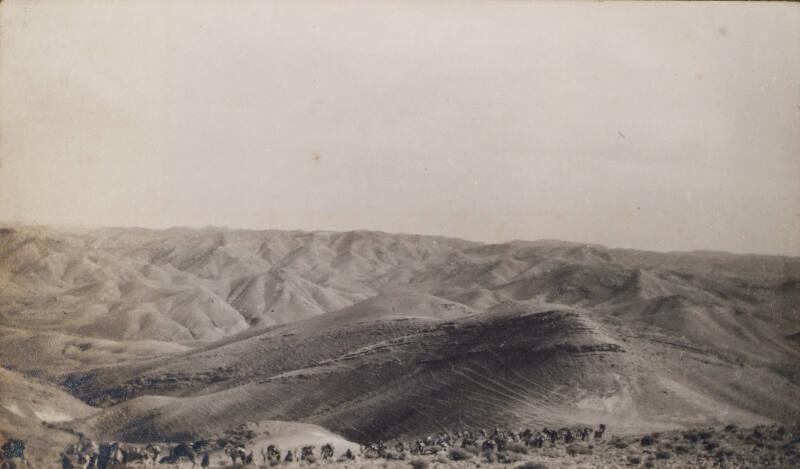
2,424,608,468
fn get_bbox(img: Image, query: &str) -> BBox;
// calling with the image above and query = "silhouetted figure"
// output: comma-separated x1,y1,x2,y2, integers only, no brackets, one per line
321,443,334,460
595,424,607,440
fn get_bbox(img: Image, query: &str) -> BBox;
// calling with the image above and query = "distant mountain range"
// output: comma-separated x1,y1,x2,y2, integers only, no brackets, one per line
2,226,798,343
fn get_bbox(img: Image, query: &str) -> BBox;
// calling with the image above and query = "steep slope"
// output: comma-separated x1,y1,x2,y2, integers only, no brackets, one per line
65,302,800,444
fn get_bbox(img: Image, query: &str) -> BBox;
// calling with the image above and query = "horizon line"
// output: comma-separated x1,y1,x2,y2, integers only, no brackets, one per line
2,220,798,259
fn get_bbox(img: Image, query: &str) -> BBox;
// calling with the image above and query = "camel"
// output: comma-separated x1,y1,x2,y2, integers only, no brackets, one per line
145,444,161,466
262,445,281,465
192,440,212,452
481,439,497,452
270,446,282,465
460,436,478,450
225,446,247,466
394,441,407,453
66,437,97,463
121,446,149,465
594,424,607,440
412,440,424,454
363,441,388,458
159,443,197,469
61,440,98,469
320,444,334,460
419,445,440,456
61,444,93,469
97,442,124,469
300,446,315,463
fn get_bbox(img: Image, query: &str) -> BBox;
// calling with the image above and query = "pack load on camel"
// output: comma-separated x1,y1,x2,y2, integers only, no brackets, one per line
159,443,197,468
262,444,281,465
300,445,315,462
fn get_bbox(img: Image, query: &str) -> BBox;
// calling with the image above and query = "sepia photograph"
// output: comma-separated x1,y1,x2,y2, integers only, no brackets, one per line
1,1,799,468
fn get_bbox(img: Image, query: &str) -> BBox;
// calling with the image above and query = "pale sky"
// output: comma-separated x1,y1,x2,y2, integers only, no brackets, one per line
1,1,799,255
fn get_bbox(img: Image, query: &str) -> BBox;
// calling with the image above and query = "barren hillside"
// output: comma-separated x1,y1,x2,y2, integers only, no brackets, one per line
1,225,799,462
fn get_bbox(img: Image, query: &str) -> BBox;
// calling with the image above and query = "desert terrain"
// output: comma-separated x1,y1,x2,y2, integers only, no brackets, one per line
1,225,799,468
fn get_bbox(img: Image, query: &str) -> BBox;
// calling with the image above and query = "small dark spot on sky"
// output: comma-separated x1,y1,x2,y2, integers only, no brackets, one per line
718,27,727,36
312,152,320,162
618,131,625,139
696,73,704,80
